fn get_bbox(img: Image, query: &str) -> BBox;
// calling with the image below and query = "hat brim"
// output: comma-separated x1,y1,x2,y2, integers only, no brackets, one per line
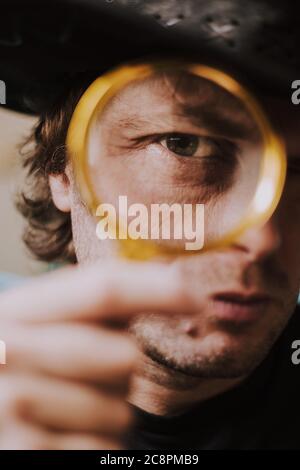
0,0,297,114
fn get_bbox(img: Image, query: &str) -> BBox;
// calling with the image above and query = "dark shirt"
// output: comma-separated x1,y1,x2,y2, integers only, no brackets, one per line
126,306,300,450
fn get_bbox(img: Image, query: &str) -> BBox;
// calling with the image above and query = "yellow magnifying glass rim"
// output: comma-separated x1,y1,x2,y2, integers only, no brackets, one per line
67,61,287,260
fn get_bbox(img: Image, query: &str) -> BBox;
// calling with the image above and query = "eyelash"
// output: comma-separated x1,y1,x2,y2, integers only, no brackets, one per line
129,132,240,196
132,132,237,159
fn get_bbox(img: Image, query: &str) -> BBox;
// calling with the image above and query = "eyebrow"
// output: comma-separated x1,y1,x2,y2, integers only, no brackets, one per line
103,76,260,142
178,103,259,141
114,104,259,143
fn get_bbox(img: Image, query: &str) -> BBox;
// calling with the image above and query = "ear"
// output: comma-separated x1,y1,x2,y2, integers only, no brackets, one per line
49,174,71,213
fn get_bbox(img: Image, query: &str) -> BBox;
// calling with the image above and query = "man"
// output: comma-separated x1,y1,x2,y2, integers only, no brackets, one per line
0,0,300,450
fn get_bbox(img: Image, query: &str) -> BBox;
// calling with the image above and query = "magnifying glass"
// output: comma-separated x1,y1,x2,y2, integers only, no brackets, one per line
67,60,286,260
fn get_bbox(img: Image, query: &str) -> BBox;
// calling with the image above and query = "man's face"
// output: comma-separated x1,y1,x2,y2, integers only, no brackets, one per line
59,71,300,379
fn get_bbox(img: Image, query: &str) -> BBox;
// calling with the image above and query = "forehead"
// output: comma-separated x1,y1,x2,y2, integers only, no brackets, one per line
102,70,243,112
98,70,257,140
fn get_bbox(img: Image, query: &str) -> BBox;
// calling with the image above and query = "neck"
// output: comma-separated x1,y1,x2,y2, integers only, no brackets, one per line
128,352,246,416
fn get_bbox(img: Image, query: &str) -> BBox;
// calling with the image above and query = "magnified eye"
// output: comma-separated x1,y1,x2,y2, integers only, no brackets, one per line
159,133,230,160
159,132,240,167
157,132,241,195
161,133,199,157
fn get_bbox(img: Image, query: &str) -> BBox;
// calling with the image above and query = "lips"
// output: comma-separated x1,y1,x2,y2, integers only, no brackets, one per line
211,291,272,323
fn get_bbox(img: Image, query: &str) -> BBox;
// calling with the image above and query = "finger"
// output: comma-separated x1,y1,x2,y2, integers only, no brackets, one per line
53,434,123,450
0,260,194,323
0,421,51,450
2,323,137,386
0,373,132,434
0,420,123,450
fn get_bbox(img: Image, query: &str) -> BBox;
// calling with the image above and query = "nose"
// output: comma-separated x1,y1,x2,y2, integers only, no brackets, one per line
232,216,282,262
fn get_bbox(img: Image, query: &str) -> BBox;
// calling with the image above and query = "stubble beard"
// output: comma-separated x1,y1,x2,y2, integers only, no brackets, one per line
129,302,295,380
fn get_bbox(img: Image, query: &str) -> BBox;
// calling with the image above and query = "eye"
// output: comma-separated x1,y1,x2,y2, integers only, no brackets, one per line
160,133,200,157
159,132,233,160
156,132,239,169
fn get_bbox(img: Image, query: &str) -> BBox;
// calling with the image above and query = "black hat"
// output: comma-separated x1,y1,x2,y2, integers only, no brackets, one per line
1,0,299,114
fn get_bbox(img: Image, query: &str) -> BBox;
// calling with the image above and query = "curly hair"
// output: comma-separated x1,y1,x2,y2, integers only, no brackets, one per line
17,74,97,264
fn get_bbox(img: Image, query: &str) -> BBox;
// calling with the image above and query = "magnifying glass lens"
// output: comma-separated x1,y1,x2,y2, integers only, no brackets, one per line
86,68,263,251
67,62,285,259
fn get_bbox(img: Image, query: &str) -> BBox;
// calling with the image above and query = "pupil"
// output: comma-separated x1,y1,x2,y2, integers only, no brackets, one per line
166,134,199,157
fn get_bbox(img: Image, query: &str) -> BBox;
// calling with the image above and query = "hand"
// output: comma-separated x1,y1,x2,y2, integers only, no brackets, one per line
0,261,190,449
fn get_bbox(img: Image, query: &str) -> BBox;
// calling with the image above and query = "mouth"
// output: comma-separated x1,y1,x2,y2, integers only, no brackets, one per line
211,291,272,323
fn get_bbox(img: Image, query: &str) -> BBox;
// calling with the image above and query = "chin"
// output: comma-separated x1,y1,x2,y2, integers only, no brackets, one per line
130,310,286,379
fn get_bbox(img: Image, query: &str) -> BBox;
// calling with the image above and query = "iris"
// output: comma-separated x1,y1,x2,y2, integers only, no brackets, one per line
165,133,199,157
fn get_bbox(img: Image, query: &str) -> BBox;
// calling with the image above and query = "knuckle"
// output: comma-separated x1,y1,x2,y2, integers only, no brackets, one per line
114,402,133,432
0,323,22,364
15,436,48,450
0,379,30,419
87,393,133,434
0,423,50,450
172,265,194,308
98,275,119,312
119,335,138,362
4,391,29,419
59,435,123,450
97,438,124,450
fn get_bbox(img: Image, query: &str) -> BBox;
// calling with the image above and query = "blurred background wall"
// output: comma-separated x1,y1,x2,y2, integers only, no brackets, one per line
0,107,43,277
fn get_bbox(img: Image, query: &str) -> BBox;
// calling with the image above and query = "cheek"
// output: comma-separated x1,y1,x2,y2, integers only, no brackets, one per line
90,147,177,207
95,160,158,207
69,182,120,263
